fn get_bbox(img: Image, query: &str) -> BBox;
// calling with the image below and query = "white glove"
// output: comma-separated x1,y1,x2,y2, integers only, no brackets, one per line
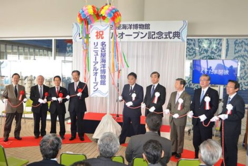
52,97,57,101
23,98,27,103
187,111,194,118
149,106,156,112
58,97,62,103
43,99,47,103
173,113,179,119
199,114,207,122
141,103,146,109
210,116,219,122
218,114,228,120
3,98,7,103
163,109,170,115
77,92,82,97
66,95,70,100
118,96,123,101
38,98,44,104
126,101,133,107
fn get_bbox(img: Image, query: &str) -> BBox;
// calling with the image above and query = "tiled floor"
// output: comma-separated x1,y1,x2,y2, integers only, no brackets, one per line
0,118,246,165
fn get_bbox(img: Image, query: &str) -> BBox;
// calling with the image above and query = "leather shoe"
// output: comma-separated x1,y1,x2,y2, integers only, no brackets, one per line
35,135,39,139
15,137,22,140
60,136,65,140
3,137,8,142
171,152,177,156
79,137,84,141
69,137,75,141
175,153,181,159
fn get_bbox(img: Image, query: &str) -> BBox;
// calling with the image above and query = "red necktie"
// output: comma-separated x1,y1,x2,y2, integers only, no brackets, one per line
56,87,59,95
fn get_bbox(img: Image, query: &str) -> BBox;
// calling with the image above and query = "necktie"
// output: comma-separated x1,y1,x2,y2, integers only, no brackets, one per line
151,85,155,97
227,97,231,104
15,85,18,97
130,85,133,92
200,90,204,102
74,82,77,91
39,86,43,98
175,92,180,104
56,87,59,95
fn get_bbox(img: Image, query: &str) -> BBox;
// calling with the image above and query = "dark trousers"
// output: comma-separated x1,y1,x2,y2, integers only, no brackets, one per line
33,109,47,137
70,110,85,138
4,112,22,138
120,115,140,144
221,133,239,166
193,123,212,158
50,110,65,137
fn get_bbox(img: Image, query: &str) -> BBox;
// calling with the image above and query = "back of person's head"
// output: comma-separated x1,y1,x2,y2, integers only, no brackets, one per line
40,134,62,160
98,132,120,158
199,139,222,166
145,113,162,132
143,140,164,164
71,161,91,166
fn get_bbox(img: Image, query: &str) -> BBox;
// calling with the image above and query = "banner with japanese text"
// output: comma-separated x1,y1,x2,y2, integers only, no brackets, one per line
73,21,187,42
89,24,110,97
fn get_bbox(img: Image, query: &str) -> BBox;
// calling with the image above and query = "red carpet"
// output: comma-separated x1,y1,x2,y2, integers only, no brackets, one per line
0,134,91,148
121,144,245,166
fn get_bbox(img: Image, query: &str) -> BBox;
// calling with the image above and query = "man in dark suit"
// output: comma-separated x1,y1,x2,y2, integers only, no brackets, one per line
125,113,171,166
2,73,27,142
165,78,191,159
189,74,219,158
48,76,68,139
211,80,245,166
30,75,50,138
143,71,166,135
119,72,143,144
27,134,63,166
198,139,222,166
84,132,126,166
67,70,88,141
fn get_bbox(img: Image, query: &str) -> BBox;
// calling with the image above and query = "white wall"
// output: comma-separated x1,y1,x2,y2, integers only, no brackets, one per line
0,0,248,38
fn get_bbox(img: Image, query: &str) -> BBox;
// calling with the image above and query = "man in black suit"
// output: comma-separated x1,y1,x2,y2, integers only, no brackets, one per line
119,72,143,144
211,80,245,166
48,76,68,139
30,75,50,138
67,70,88,141
125,113,171,166
189,74,219,158
84,132,126,166
27,134,63,166
143,71,166,135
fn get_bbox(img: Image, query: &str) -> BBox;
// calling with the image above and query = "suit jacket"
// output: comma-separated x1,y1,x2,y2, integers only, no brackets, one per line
125,132,171,166
67,81,88,112
27,159,63,166
30,85,49,113
167,91,191,126
85,156,127,166
144,84,166,116
190,87,219,128
2,84,26,113
48,86,68,114
121,84,143,118
220,94,245,136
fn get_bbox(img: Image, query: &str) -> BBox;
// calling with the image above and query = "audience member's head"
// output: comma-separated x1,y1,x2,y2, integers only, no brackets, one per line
143,140,164,164
71,161,91,166
145,113,162,132
40,134,62,160
98,132,120,158
199,139,222,166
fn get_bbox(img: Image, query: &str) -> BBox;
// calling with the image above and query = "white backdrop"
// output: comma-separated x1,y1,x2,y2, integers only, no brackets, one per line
73,41,186,115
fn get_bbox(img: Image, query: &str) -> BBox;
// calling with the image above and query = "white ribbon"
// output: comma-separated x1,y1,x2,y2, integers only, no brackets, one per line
204,96,211,110
177,98,184,110
132,93,136,101
226,104,233,115
153,92,160,104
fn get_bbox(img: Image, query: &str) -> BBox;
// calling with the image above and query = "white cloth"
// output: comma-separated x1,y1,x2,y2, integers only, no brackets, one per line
187,111,194,118
118,96,123,101
92,113,121,139
164,109,170,115
149,106,156,112
126,101,133,107
77,92,82,97
199,114,207,122
66,95,70,100
218,114,228,120
52,97,57,101
210,116,219,122
38,98,44,104
43,99,47,103
58,98,62,103
141,103,146,109
173,113,179,119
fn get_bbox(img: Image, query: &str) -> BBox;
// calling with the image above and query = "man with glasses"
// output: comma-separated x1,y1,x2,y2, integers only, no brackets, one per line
188,74,219,158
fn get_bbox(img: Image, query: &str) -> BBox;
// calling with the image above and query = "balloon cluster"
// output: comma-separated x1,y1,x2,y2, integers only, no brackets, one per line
77,5,100,25
99,5,121,27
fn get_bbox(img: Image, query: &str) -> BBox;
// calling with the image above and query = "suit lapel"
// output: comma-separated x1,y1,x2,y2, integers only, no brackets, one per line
10,84,16,98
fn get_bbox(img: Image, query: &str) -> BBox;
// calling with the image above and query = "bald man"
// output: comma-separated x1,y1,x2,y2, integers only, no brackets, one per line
30,75,50,138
